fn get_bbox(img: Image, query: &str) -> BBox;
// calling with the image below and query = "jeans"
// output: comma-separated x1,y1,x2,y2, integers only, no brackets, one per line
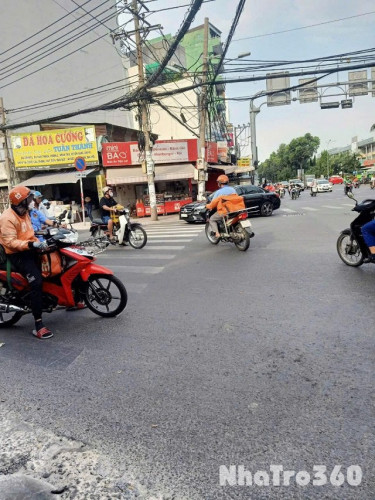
362,220,375,247
8,251,43,320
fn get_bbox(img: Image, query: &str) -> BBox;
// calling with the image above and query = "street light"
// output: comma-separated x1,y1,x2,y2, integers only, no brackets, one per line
326,139,335,178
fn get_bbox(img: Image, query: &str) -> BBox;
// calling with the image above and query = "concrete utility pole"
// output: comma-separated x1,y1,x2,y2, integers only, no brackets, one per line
197,17,209,201
0,97,15,192
132,0,158,220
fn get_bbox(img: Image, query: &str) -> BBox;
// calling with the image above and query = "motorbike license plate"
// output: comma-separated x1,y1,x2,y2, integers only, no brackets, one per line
240,220,251,228
180,213,188,217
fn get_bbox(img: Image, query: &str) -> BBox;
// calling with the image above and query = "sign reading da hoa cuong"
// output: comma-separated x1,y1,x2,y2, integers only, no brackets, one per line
11,126,99,168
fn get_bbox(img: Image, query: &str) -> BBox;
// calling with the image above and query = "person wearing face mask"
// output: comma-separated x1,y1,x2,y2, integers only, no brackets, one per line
33,190,49,218
99,186,118,241
28,196,58,241
0,186,53,339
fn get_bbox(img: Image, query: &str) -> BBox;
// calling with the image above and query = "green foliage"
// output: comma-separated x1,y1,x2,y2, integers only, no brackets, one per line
311,151,361,178
258,133,320,181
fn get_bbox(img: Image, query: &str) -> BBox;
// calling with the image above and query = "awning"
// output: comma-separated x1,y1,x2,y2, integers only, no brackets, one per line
107,163,195,185
18,169,96,186
208,164,236,175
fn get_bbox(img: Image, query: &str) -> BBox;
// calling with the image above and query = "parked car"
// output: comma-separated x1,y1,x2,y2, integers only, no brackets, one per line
329,175,344,184
289,178,304,190
316,179,333,192
179,184,281,223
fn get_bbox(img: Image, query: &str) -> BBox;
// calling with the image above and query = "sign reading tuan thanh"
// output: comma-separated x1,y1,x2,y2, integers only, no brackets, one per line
11,126,98,168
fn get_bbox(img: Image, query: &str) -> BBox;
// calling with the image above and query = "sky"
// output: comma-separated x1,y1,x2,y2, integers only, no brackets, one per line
154,0,375,160
1,0,374,162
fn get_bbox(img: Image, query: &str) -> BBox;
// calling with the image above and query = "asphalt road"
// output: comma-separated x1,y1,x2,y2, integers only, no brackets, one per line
0,184,374,499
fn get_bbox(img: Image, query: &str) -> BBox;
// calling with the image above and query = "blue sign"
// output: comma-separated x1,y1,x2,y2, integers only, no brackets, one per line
74,156,86,171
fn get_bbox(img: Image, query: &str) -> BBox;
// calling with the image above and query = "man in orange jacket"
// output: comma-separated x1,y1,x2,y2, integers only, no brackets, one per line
206,175,236,238
0,186,53,339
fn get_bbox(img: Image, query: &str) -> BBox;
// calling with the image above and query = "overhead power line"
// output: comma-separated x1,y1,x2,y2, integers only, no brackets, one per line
233,10,375,42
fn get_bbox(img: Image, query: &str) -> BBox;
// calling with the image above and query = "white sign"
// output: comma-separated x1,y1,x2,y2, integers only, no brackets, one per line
130,141,189,164
76,172,88,178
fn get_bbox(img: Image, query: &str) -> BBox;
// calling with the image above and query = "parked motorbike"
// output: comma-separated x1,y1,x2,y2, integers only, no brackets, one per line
90,205,147,249
0,228,127,328
205,208,254,252
336,192,375,266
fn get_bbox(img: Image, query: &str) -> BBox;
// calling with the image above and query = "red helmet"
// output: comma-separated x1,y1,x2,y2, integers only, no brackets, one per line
9,186,32,206
217,174,229,184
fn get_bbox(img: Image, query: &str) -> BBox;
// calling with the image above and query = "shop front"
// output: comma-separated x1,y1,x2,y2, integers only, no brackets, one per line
106,163,194,217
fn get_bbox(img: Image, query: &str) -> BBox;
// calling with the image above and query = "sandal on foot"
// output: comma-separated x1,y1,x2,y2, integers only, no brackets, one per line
32,326,54,339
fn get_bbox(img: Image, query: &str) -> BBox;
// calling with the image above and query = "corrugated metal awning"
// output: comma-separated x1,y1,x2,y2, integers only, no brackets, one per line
208,164,236,174
18,169,96,186
107,163,195,185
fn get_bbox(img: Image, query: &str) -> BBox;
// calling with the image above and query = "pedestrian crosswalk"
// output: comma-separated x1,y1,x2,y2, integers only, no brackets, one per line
278,202,356,216
95,222,204,294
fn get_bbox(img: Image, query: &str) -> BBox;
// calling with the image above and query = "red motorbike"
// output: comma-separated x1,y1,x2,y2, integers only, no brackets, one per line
0,228,127,328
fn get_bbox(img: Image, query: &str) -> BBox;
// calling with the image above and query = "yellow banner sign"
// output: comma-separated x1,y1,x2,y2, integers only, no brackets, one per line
237,157,251,167
11,126,98,168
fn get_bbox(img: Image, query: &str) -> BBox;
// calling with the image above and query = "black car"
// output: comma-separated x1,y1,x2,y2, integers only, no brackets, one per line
180,184,281,223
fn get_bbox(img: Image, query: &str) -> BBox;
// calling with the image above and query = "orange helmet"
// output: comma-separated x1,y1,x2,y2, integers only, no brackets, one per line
9,186,32,206
217,174,229,184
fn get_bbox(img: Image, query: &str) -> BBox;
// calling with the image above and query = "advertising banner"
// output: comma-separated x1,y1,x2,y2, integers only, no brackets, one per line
217,141,229,162
237,157,251,167
11,126,98,169
102,139,219,167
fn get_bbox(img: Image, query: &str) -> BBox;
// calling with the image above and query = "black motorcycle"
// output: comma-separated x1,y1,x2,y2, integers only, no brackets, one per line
344,183,353,195
336,193,375,266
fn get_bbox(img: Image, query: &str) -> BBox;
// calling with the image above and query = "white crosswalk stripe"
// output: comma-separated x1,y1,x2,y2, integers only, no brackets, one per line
94,223,204,292
301,207,319,211
321,205,343,209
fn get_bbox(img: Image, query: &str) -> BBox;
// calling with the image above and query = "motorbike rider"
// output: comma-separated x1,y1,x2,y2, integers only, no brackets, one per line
206,175,236,238
29,197,60,241
99,186,118,242
33,190,50,218
0,186,53,339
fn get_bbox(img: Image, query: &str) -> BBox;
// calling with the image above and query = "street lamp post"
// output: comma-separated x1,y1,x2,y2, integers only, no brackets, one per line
326,139,335,178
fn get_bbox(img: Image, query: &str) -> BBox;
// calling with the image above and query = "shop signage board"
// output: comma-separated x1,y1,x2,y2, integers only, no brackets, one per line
102,139,218,167
217,141,229,162
237,157,251,167
11,126,98,168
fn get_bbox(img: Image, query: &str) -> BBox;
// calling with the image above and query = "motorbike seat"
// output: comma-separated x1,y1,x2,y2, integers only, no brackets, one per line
92,218,107,226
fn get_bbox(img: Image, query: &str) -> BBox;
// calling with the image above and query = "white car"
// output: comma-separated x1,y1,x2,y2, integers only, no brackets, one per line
316,179,333,192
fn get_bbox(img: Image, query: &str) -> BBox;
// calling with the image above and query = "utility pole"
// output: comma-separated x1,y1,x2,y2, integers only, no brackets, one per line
249,99,260,185
0,97,15,192
132,0,158,220
197,17,209,201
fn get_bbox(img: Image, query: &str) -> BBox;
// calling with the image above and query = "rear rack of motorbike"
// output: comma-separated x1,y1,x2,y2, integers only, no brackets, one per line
79,236,110,255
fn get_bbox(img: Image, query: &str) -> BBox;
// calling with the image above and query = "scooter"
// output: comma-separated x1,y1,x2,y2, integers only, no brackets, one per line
310,185,318,197
205,208,254,252
90,205,147,249
290,186,300,200
344,183,353,195
0,227,127,328
336,192,375,266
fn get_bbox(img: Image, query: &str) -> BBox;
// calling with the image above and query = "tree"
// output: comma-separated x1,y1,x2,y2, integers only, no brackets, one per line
258,133,320,181
310,151,361,178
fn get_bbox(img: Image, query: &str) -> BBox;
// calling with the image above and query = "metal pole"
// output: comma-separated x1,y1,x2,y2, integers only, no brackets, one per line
80,177,85,224
249,99,259,184
197,17,209,202
0,97,13,192
133,0,158,220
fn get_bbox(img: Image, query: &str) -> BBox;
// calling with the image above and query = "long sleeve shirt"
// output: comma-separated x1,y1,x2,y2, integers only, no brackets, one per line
0,208,38,254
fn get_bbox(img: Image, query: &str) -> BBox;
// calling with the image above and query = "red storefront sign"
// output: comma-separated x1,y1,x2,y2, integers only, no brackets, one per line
102,139,218,167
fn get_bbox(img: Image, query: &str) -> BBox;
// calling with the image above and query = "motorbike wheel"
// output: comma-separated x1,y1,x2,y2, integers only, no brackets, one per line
0,308,23,328
336,233,364,267
205,222,220,245
234,226,250,252
128,226,147,249
84,274,127,317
